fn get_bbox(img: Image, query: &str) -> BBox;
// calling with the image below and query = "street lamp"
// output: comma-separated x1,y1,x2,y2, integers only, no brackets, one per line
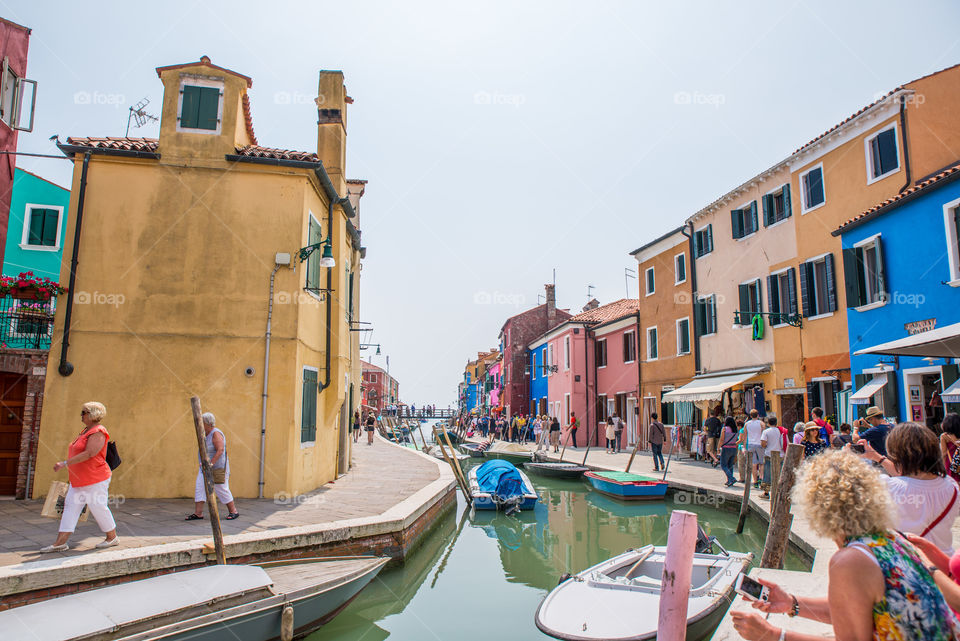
297,238,336,268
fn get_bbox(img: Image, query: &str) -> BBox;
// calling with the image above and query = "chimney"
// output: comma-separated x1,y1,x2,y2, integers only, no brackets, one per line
582,298,600,312
316,70,348,194
545,284,557,326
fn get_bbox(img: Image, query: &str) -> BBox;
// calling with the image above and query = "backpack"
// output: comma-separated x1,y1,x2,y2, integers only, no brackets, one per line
105,441,122,470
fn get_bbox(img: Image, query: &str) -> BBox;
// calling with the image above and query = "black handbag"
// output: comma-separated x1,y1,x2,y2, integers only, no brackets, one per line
105,441,121,470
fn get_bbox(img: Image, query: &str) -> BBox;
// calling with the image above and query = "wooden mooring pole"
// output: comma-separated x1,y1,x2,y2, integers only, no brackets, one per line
190,396,226,565
657,510,698,641
769,450,782,514
760,443,803,568
735,451,753,534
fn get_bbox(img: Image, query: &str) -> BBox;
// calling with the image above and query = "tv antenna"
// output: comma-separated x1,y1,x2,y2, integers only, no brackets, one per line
587,284,595,301
126,98,159,137
624,267,637,297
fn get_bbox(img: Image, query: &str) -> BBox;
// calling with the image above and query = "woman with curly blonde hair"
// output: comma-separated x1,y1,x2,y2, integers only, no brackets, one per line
731,449,960,641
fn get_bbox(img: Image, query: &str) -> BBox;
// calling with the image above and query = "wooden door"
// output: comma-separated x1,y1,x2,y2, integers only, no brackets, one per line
0,372,27,495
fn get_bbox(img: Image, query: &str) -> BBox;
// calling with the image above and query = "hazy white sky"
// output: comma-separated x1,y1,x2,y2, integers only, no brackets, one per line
7,0,960,406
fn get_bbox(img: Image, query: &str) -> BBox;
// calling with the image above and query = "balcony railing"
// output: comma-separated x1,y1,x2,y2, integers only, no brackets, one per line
0,296,55,350
732,310,802,328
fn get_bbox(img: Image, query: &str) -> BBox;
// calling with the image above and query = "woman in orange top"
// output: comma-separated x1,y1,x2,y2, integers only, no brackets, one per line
41,401,119,553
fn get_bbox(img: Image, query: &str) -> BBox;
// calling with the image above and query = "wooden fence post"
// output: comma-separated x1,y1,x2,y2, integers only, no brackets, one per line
769,450,782,513
657,510,698,641
760,443,803,568
735,452,752,534
190,396,226,565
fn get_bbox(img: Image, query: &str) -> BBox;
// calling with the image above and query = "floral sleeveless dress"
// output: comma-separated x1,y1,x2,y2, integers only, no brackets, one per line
846,531,960,640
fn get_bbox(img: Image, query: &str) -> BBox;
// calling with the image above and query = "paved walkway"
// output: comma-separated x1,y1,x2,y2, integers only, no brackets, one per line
0,437,439,567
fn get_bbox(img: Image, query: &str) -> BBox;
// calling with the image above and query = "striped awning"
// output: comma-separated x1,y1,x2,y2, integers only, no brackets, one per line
662,368,764,402
943,379,960,404
850,376,888,406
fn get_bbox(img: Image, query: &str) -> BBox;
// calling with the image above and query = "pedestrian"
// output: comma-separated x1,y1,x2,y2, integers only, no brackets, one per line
569,411,579,448
605,418,616,453
853,406,893,457
759,416,784,499
736,419,747,482
791,421,804,445
730,449,960,641
352,410,361,443
811,406,833,442
186,412,239,522
611,412,624,453
801,422,827,458
719,416,739,487
940,413,960,484
550,415,561,452
703,406,722,467
831,423,853,449
41,402,119,553
532,415,543,447
365,411,377,445
648,412,666,472
744,409,765,487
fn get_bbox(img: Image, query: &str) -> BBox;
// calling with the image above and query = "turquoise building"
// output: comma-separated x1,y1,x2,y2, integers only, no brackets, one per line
2,168,70,281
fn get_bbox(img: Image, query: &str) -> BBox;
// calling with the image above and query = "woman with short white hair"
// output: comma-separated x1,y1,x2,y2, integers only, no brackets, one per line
186,412,239,521
42,402,118,553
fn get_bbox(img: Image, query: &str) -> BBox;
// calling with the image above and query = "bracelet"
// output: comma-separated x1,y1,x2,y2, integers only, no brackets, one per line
788,594,799,617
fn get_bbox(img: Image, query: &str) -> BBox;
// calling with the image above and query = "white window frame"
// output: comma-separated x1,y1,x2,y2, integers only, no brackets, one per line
674,253,686,284
548,343,555,376
804,252,835,320
563,336,571,371
623,330,636,364
863,122,901,186
176,75,224,135
300,365,319,448
645,266,655,296
676,317,690,355
799,162,826,214
763,183,792,229
694,224,712,258
19,202,64,251
942,196,960,286
736,277,763,327
596,337,607,368
646,325,658,361
697,294,718,337
853,233,887,310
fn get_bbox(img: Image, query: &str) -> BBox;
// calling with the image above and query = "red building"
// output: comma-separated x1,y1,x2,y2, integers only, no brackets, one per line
361,361,399,413
0,18,34,268
498,284,571,418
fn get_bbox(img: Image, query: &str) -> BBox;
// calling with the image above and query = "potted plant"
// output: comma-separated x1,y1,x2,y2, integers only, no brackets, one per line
0,272,67,301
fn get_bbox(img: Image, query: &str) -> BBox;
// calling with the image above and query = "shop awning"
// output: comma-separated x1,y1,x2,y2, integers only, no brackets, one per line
853,322,960,358
850,376,888,405
943,379,960,404
662,368,765,402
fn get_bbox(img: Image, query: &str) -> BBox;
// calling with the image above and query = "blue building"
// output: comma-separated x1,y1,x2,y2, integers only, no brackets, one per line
528,342,549,417
835,161,960,427
2,168,70,280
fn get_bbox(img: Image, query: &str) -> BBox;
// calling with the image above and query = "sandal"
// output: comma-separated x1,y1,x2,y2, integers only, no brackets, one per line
185,514,204,521
225,512,240,520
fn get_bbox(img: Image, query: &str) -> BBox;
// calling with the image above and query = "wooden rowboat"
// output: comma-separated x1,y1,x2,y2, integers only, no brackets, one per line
0,556,389,641
583,471,668,500
523,462,589,479
535,545,752,641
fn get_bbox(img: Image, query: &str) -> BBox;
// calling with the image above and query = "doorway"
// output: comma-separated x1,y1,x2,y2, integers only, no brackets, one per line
779,394,804,429
904,367,945,430
0,372,27,496
626,397,637,445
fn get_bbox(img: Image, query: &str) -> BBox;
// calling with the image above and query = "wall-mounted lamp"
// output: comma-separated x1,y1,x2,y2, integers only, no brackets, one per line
874,355,900,371
297,238,336,268
361,343,381,355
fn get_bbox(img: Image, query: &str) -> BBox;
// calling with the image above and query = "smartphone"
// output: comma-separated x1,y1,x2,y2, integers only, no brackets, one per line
734,574,770,602
851,443,866,454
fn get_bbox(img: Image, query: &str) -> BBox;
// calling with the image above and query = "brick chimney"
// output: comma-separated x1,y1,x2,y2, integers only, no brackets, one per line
582,298,600,312
545,284,557,326
316,70,348,194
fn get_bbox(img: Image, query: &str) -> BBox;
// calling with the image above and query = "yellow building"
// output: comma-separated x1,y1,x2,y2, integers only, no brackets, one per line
36,57,366,498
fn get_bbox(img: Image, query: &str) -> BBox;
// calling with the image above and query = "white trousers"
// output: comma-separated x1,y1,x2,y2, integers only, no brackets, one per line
59,478,116,534
195,469,234,504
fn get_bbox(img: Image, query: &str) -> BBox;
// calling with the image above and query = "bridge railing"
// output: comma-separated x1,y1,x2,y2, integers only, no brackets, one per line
393,408,457,419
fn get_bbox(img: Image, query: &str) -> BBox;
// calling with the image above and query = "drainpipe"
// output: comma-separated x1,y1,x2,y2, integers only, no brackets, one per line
318,197,336,393
258,263,282,498
898,94,912,193
583,325,591,447
680,222,700,374
635,311,642,443
58,151,91,377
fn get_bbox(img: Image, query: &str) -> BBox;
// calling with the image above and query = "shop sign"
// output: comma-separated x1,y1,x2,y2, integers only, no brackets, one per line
905,318,936,335
784,378,795,387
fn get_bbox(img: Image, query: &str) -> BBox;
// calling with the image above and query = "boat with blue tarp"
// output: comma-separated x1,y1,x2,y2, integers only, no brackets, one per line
468,459,538,511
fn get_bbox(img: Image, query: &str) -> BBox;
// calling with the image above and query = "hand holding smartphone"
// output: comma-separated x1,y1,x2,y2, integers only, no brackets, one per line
735,574,770,602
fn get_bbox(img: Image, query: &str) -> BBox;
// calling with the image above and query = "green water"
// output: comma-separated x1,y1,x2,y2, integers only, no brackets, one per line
310,463,809,641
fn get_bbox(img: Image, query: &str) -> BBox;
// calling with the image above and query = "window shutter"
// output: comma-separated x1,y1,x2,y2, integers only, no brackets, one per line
301,370,318,441
731,210,742,239
749,201,758,234
824,253,837,312
767,275,777,314
27,209,44,245
842,247,864,308
881,371,899,420
738,284,749,322
853,374,868,419
706,225,713,253
708,296,717,334
806,382,818,416
787,268,798,317
874,239,887,301
197,87,220,130
782,184,792,218
799,262,812,317
754,278,762,313
877,129,898,175
180,85,200,128
762,195,772,226
41,210,58,246
695,299,705,335
943,365,960,414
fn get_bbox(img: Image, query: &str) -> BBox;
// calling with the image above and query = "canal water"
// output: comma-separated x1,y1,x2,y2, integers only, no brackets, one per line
310,459,808,641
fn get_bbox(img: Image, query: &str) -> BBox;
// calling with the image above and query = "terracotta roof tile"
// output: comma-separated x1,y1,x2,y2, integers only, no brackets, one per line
569,299,640,325
241,93,258,146
835,160,960,234
64,137,159,152
234,145,319,163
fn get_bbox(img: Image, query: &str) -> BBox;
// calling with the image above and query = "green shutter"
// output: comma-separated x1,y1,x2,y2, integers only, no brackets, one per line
749,201,758,233
706,225,713,253
41,210,58,246
754,279,762,314
782,184,792,219
799,262,812,317
824,253,837,312
842,247,865,308
180,85,201,128
180,85,219,130
708,295,717,334
738,284,749,323
762,195,773,226
731,210,743,239
301,369,318,442
27,209,44,245
767,275,778,314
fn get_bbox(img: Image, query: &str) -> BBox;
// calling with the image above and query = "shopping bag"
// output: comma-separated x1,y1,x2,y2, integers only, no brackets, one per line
40,480,87,521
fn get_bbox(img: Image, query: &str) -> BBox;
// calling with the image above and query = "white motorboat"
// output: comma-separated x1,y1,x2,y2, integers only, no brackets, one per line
468,459,539,511
535,545,752,641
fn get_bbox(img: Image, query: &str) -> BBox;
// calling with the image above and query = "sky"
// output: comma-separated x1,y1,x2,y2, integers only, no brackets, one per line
6,0,960,407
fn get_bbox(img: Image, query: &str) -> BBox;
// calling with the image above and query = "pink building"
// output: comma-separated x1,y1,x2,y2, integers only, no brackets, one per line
529,299,640,448
487,359,502,410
